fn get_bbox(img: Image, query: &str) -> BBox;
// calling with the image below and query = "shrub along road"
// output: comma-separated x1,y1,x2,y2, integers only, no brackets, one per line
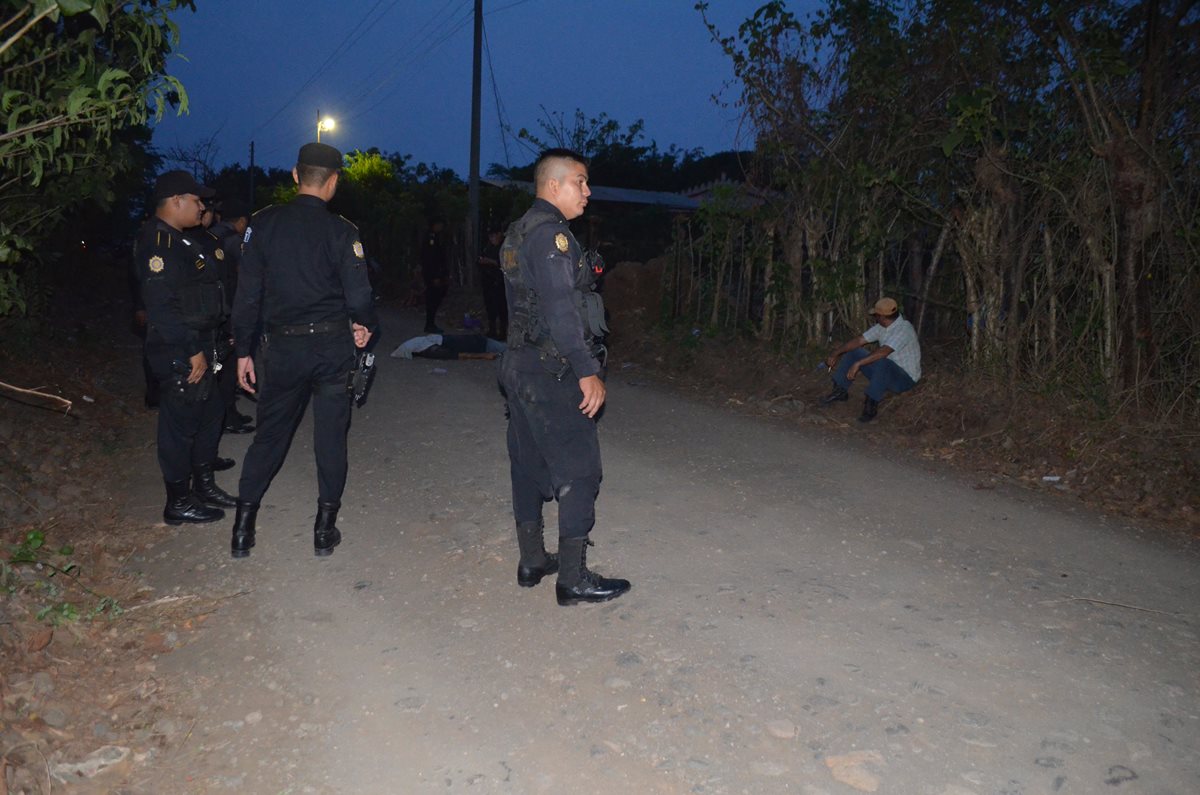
124,307,1199,794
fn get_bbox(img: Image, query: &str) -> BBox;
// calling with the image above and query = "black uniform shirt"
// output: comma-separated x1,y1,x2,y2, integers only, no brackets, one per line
206,220,242,313
184,225,229,313
134,217,210,359
516,198,600,379
232,194,378,358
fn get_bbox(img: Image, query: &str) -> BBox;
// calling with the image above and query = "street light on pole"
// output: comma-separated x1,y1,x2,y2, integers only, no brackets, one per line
316,109,335,142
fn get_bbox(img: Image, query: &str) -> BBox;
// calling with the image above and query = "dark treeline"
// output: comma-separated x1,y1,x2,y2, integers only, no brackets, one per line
682,0,1199,418
5,1,1196,422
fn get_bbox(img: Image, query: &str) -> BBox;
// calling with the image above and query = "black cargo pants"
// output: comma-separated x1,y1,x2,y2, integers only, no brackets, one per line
500,353,602,539
237,332,355,506
150,354,223,483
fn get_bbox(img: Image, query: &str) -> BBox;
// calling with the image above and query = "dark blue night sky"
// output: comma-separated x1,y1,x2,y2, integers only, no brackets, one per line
153,1,821,176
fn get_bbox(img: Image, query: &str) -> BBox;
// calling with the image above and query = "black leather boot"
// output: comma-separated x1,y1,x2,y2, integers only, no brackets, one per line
230,501,258,558
858,396,879,423
192,464,238,508
516,520,558,587
819,384,849,405
211,456,236,472
163,479,224,525
313,500,342,557
555,537,631,606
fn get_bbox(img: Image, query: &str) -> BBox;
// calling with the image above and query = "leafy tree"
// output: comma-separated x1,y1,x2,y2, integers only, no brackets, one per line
497,108,711,192
689,0,1198,417
0,0,194,316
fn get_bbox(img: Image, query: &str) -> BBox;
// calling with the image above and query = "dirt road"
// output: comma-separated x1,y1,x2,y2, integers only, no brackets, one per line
123,307,1199,794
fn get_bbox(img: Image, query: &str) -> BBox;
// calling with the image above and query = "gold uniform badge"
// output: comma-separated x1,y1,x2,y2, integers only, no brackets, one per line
554,233,569,253
215,248,225,260
148,255,164,273
353,241,364,259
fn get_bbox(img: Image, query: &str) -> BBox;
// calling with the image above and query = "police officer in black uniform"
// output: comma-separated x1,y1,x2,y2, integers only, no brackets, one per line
204,198,256,435
134,170,237,524
499,148,631,605
229,143,378,559
477,228,508,340
182,204,242,480
420,217,449,333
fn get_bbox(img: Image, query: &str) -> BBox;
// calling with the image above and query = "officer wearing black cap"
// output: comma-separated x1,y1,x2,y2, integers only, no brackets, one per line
134,170,237,524
499,148,630,605
228,142,378,559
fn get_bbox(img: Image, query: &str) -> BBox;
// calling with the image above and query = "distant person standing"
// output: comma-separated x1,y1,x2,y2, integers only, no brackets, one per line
499,148,630,606
229,143,378,559
180,201,241,478
134,170,233,525
819,296,921,422
208,198,255,435
477,228,508,340
420,217,449,333
211,198,251,301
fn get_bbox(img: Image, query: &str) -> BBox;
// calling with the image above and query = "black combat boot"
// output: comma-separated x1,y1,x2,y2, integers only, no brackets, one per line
555,537,631,606
858,396,879,423
516,520,558,587
230,501,258,558
163,479,224,525
211,456,236,472
819,384,849,405
313,500,342,557
192,464,238,508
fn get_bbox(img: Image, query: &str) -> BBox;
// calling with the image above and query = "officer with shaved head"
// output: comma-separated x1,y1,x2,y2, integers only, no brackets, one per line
498,148,631,605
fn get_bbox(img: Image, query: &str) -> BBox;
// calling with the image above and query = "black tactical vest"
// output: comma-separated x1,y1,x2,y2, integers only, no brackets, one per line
500,212,607,358
177,235,225,331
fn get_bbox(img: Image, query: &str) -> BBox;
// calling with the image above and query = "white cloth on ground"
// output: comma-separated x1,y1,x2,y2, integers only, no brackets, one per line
390,334,442,359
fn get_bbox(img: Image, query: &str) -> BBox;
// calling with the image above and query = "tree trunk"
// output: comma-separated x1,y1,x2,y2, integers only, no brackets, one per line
917,223,950,337
1043,225,1057,363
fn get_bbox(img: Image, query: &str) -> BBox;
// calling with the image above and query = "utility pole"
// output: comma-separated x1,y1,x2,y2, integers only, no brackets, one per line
468,0,483,276
248,141,255,206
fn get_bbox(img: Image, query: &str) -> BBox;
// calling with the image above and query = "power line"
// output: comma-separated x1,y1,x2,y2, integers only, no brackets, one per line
482,18,510,168
258,0,539,164
339,0,467,112
250,0,397,137
341,1,474,121
344,0,531,127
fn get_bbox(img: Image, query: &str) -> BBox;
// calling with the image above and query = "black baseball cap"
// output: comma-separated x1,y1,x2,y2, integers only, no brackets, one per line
153,170,215,201
298,142,343,169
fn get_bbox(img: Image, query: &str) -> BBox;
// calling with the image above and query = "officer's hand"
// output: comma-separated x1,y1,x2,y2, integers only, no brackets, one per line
187,352,207,384
134,310,147,328
238,356,257,394
578,375,606,418
825,354,838,370
352,323,371,349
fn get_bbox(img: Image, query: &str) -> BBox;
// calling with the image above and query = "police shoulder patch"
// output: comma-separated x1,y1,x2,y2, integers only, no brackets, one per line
148,255,164,273
554,233,569,253
352,241,364,259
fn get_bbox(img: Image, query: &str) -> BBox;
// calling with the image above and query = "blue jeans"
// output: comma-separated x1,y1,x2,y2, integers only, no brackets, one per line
833,348,916,401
